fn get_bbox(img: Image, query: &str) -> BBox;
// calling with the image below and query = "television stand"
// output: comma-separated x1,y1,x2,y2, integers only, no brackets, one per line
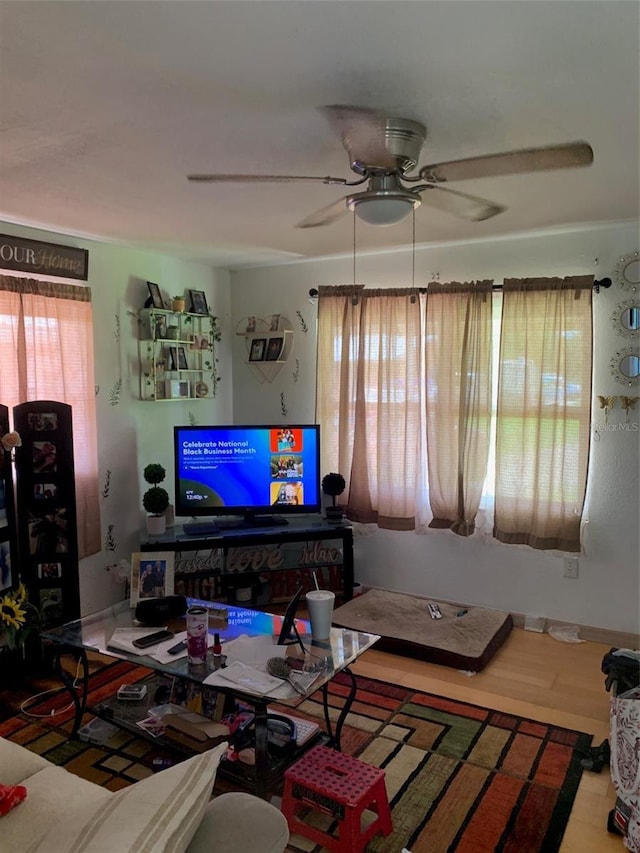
215,515,289,530
142,516,355,604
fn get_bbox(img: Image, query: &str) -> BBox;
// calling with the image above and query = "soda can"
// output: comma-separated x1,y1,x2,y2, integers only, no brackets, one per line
186,606,208,665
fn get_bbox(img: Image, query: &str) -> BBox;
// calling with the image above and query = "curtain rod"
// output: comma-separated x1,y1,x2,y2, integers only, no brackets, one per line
309,278,611,299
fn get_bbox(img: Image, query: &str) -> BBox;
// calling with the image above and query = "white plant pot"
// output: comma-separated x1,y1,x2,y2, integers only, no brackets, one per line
146,514,166,536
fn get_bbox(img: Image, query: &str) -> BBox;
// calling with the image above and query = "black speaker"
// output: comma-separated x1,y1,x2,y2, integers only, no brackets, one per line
135,595,188,625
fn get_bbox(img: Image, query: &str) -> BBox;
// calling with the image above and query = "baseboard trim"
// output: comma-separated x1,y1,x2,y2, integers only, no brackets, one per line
510,613,639,650
360,584,639,649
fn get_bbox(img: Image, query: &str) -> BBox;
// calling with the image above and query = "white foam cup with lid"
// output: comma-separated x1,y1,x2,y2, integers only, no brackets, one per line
305,590,335,641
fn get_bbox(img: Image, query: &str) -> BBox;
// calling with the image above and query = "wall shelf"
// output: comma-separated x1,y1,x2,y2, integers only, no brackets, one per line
138,308,219,401
236,314,295,383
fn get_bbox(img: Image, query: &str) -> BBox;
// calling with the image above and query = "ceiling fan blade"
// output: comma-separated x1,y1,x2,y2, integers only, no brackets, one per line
187,173,348,184
419,141,593,183
320,105,398,171
416,184,505,221
296,197,349,229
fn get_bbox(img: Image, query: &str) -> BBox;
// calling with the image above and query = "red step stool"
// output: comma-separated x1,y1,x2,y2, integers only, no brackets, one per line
281,744,393,853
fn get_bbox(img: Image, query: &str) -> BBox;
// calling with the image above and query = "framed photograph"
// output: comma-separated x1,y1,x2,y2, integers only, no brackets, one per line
28,508,68,556
34,482,57,500
33,441,57,473
190,333,209,351
270,313,280,331
177,346,189,370
38,562,62,579
27,412,58,431
147,281,164,309
265,336,284,362
189,290,209,315
249,338,266,362
168,345,188,371
39,587,63,629
130,551,175,607
154,314,167,339
0,541,12,591
165,379,191,399
246,316,256,333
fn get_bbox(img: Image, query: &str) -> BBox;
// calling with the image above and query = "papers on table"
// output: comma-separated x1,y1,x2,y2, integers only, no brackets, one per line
106,628,215,662
107,627,171,656
208,661,287,695
203,634,289,698
222,634,287,668
202,634,320,698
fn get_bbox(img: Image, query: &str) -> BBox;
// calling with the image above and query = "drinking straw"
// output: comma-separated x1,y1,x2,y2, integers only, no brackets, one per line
312,571,320,590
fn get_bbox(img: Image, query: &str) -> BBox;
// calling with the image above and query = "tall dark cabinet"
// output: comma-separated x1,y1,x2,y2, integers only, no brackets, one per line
13,401,80,628
0,404,18,594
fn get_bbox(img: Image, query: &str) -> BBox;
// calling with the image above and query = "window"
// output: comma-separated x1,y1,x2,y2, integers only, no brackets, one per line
316,277,593,551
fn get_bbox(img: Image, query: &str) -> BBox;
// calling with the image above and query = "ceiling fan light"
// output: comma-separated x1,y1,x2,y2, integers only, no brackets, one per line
350,196,418,226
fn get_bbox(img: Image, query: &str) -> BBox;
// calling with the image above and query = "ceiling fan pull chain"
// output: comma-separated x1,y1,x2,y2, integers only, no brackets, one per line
353,209,357,290
412,207,416,290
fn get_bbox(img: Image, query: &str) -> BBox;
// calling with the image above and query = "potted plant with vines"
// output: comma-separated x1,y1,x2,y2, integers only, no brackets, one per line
143,463,170,535
322,472,346,523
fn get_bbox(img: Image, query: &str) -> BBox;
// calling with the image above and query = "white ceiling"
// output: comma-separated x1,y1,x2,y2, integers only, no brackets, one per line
1,1,638,270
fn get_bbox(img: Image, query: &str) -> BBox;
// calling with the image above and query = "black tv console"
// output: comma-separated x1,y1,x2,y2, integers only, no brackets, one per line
140,515,354,604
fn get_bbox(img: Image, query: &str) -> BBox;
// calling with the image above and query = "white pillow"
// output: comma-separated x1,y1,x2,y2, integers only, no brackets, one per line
26,742,227,853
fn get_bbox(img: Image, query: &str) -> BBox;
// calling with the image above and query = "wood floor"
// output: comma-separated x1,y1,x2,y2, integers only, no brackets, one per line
350,625,622,853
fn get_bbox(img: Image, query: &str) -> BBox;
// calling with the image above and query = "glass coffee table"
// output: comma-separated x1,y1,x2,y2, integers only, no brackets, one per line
42,598,380,798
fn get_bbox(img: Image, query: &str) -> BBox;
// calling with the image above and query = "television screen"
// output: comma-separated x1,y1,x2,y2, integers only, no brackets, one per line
174,424,321,526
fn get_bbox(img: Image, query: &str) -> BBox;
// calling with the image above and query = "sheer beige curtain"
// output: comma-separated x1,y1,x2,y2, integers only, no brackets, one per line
316,286,422,529
494,276,593,551
425,281,493,535
0,276,101,557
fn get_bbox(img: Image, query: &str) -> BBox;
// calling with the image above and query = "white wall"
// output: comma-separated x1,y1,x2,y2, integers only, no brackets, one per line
0,222,234,615
229,221,640,636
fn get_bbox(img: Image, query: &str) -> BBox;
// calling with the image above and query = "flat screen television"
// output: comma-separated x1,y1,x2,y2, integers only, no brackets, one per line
174,424,321,530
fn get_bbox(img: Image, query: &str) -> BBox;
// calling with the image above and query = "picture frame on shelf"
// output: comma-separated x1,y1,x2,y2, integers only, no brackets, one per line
130,551,175,607
189,290,209,315
190,333,209,351
246,316,256,333
249,338,266,362
168,346,188,371
265,336,284,362
177,346,189,370
166,379,191,399
147,281,164,309
154,314,167,339
270,313,280,331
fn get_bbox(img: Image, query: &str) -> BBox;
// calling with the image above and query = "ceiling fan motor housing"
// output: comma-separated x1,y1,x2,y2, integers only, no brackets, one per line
343,117,427,175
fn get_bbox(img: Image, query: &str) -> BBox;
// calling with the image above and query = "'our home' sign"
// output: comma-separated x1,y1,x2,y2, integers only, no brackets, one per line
0,234,89,281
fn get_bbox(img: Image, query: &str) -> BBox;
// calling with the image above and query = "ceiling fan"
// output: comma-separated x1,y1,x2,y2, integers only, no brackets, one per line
187,105,593,228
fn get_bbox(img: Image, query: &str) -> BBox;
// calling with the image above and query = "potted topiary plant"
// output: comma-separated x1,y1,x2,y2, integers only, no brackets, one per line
142,463,170,535
322,472,346,523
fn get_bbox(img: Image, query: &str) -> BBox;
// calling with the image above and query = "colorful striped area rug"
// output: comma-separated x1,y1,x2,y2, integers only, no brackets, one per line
0,662,592,852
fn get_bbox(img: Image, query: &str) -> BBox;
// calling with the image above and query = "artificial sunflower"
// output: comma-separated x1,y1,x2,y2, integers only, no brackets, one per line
0,584,37,651
0,593,27,631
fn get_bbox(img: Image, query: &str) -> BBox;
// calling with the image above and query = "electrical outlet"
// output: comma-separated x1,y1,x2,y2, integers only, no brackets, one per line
563,557,579,579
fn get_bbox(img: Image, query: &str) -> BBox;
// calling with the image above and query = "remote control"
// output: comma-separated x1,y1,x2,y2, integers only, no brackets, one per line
132,629,174,649
167,639,188,655
428,602,442,620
